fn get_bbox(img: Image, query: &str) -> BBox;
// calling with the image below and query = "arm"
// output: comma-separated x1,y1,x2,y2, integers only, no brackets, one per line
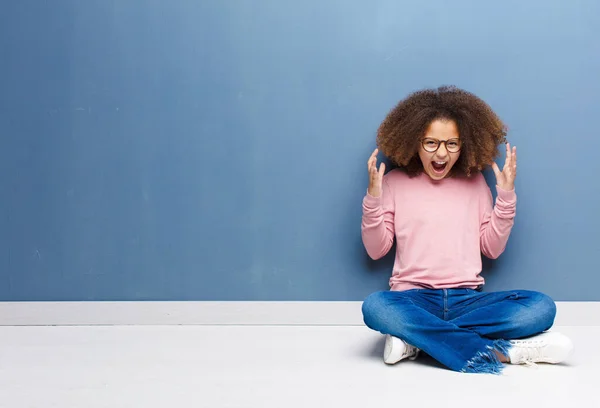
362,176,395,260
479,184,516,259
481,142,518,259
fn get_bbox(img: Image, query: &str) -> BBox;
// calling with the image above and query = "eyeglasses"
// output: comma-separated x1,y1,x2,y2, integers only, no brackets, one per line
421,138,462,153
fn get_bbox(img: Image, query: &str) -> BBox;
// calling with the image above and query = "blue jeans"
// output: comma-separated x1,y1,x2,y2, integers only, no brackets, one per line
362,288,556,374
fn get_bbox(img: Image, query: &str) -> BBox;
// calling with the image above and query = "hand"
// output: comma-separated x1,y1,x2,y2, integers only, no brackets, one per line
367,148,386,197
492,143,517,191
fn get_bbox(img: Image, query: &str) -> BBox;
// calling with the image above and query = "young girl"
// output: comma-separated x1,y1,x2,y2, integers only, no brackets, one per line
361,85,573,374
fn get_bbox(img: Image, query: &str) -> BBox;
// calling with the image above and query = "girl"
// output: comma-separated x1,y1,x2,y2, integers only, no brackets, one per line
361,86,573,374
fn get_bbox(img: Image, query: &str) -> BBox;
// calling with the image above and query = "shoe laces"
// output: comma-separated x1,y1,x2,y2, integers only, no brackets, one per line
511,339,545,367
403,345,420,361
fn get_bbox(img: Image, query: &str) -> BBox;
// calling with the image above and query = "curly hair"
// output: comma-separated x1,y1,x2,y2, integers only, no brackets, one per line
376,85,507,177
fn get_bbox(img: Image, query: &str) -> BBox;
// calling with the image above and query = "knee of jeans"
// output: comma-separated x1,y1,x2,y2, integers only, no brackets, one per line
361,291,407,333
515,291,557,332
361,291,385,330
535,292,557,330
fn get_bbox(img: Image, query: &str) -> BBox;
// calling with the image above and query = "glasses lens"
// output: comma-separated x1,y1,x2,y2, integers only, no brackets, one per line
446,140,460,152
422,139,438,152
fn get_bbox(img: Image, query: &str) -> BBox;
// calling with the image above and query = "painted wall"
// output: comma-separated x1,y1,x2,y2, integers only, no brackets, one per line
1,0,598,301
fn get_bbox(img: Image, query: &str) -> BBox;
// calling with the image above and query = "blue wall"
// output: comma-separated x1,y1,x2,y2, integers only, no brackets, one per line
1,0,599,301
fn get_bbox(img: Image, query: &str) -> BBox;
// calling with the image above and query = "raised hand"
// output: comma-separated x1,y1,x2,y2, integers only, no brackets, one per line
492,142,517,191
367,148,386,197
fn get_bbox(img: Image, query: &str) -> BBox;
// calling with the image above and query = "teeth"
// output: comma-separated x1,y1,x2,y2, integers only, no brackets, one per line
435,161,446,164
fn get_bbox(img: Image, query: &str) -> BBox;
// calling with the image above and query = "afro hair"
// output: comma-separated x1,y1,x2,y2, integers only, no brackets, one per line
376,85,508,177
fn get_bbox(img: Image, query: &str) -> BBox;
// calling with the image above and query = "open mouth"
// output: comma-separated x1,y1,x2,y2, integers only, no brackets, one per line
431,161,447,175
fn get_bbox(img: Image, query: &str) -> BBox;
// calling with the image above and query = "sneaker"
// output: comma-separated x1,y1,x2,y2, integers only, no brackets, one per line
383,334,419,365
508,331,573,366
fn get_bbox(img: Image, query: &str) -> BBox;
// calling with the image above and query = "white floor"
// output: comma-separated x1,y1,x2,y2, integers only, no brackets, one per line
0,325,596,408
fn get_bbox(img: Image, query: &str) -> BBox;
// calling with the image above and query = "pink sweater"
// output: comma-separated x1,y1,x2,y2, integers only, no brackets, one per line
361,169,516,291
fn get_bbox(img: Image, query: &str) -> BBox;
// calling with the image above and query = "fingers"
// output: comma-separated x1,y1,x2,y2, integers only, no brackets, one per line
368,148,379,172
503,142,511,170
512,146,517,169
506,143,516,173
491,162,501,177
367,148,386,188
378,162,386,180
511,145,517,180
369,148,378,163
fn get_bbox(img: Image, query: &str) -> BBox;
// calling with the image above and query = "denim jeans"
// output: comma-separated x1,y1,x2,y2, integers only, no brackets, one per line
362,288,556,374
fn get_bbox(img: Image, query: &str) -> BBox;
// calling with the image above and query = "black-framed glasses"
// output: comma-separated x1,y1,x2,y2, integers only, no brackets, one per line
421,138,462,153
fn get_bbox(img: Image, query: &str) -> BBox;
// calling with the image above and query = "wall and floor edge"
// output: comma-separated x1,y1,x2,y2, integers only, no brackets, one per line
0,301,598,326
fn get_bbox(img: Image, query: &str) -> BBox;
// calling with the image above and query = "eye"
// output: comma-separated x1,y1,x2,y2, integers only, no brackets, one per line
424,140,437,146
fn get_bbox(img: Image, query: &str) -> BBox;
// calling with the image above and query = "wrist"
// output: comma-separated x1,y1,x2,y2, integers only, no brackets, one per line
496,183,514,192
367,187,381,198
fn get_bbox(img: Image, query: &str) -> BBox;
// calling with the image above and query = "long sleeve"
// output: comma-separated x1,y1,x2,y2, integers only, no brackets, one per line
479,183,517,259
361,177,395,260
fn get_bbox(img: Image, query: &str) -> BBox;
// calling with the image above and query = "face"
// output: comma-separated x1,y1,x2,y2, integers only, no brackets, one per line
418,119,461,180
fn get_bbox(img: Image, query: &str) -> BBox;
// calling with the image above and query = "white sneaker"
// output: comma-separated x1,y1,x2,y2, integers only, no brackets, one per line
508,331,573,366
383,334,419,365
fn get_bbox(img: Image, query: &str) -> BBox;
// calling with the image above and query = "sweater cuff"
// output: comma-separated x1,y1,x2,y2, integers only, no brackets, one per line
363,190,382,209
496,185,516,203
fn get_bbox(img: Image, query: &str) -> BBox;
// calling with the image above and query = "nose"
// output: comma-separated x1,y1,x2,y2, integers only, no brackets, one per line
435,142,449,158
